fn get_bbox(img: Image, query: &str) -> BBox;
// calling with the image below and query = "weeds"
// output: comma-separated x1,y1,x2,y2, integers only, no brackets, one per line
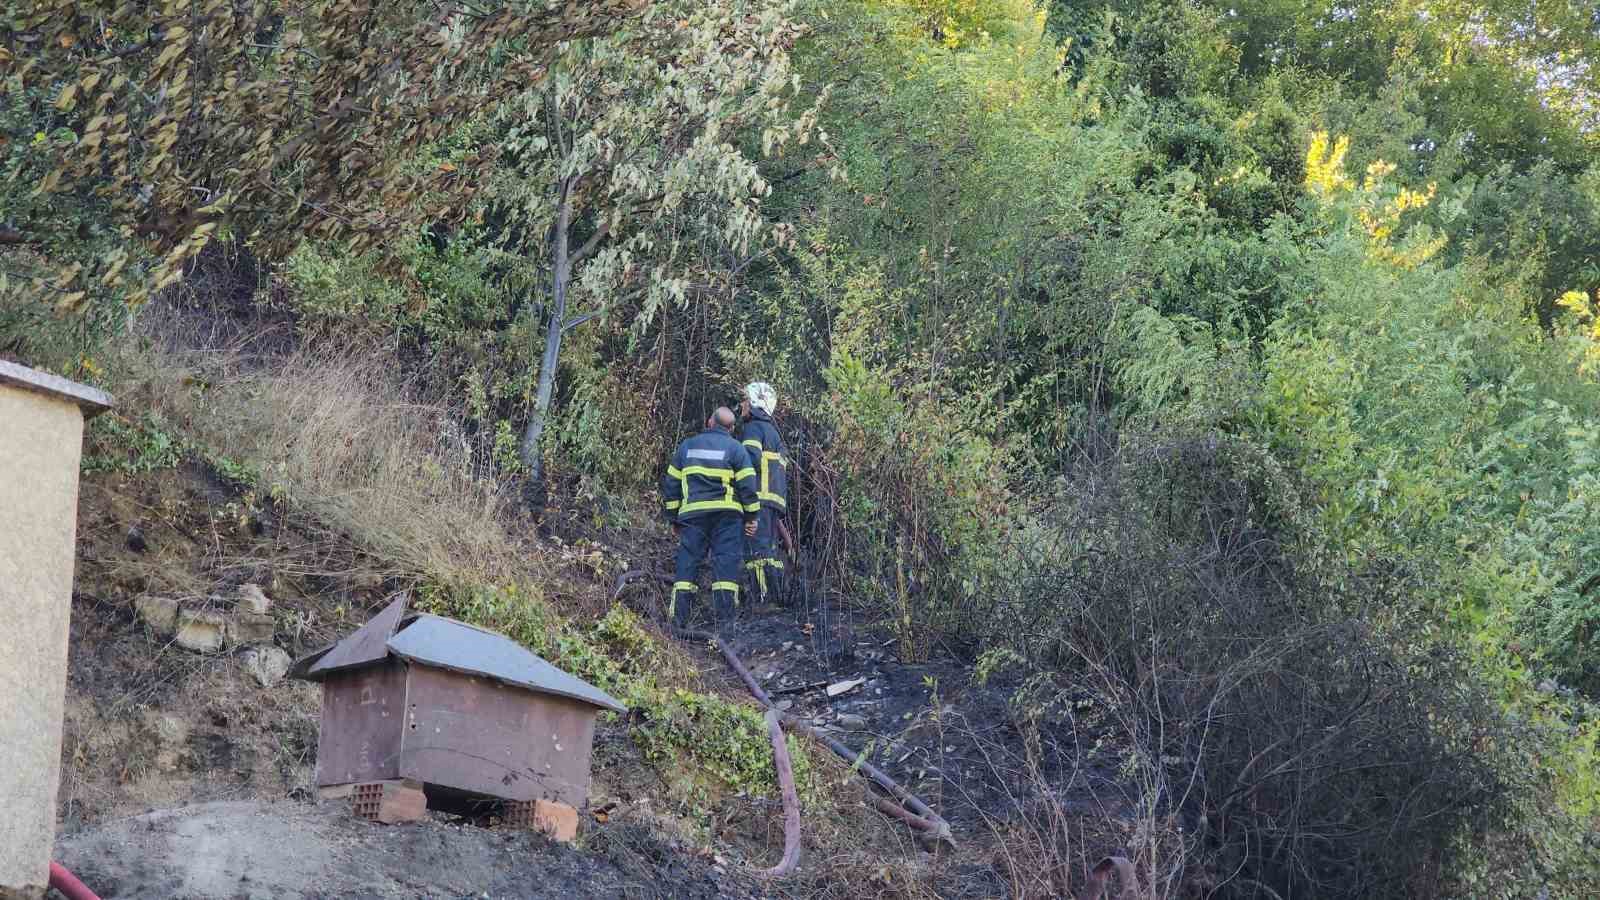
105,338,526,590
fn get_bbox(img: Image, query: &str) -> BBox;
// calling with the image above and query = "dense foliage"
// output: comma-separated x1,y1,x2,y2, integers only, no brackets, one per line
6,0,1600,894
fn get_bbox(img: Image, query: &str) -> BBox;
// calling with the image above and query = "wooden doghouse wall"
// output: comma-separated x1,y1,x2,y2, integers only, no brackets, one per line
398,666,597,808
316,659,408,786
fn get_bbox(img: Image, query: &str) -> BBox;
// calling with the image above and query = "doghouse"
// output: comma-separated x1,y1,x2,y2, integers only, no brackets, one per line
291,595,625,829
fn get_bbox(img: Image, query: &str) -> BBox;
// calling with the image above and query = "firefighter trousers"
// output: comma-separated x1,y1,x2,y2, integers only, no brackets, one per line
745,506,785,606
671,512,743,631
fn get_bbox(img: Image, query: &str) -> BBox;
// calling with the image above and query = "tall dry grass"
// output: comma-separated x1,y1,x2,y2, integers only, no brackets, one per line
109,333,530,591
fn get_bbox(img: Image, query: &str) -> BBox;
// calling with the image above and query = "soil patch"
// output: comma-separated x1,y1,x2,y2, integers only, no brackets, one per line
55,800,764,899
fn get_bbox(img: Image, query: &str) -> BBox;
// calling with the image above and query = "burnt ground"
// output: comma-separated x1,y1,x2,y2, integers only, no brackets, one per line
627,576,1134,841
54,800,766,900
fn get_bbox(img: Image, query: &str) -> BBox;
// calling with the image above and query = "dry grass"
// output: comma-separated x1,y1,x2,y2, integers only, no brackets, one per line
106,334,531,592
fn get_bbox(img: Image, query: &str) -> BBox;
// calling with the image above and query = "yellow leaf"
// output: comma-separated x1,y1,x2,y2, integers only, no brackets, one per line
55,84,78,110
56,291,87,313
58,32,76,49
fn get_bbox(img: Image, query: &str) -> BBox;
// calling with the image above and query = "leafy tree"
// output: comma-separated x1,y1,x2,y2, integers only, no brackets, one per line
0,0,643,322
482,0,820,510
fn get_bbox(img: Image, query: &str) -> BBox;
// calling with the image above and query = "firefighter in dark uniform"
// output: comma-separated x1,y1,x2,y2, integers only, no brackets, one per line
738,382,789,606
661,406,760,633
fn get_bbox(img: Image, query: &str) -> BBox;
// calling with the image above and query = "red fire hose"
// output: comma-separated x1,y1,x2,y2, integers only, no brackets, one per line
50,861,101,900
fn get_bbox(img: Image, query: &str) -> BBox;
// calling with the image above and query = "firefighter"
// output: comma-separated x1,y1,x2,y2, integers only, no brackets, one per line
738,382,789,606
660,406,760,633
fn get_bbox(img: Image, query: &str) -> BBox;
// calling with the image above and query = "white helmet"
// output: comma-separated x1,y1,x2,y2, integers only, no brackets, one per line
745,381,777,415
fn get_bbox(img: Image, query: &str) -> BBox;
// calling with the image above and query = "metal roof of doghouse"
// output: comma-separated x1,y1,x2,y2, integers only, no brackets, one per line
290,595,626,714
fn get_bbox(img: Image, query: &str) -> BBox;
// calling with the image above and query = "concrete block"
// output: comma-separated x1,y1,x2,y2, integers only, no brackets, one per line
134,594,179,634
535,799,579,842
351,780,427,824
175,608,227,653
508,799,579,842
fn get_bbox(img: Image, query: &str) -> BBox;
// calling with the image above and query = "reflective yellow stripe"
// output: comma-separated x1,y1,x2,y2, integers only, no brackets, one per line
758,449,783,499
733,467,756,481
682,498,742,514
769,559,784,570
666,465,684,478
742,439,762,450
712,581,740,594
679,464,736,508
754,565,767,594
673,581,697,592
757,492,786,507
742,501,761,512
664,500,680,509
680,465,735,478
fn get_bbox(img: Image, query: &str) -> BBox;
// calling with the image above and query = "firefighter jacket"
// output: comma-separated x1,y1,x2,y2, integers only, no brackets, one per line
661,427,760,523
739,408,789,514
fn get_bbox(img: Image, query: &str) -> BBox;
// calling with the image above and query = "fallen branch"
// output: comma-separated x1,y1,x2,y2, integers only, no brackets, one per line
679,627,955,846
759,708,802,878
768,679,828,696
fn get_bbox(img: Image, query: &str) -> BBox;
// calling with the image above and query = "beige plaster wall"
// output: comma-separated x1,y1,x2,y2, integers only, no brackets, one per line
0,386,86,893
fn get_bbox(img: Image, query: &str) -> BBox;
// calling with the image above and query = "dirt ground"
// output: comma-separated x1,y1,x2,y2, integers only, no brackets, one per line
54,800,764,900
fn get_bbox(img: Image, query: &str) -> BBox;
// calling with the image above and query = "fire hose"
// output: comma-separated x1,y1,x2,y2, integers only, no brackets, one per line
678,626,955,847
613,571,953,842
50,861,101,900
618,571,1143,894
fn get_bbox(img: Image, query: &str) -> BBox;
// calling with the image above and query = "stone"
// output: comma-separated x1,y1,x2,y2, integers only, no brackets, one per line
134,594,180,635
236,583,271,616
240,646,292,688
125,525,147,553
230,612,276,646
836,713,868,731
532,799,579,843
174,608,227,653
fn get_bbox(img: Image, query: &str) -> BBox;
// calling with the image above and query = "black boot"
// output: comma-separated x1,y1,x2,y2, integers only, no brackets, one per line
672,587,695,633
712,586,738,638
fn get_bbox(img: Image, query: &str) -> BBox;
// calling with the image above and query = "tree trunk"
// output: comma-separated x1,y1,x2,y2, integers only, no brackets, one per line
520,178,574,518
